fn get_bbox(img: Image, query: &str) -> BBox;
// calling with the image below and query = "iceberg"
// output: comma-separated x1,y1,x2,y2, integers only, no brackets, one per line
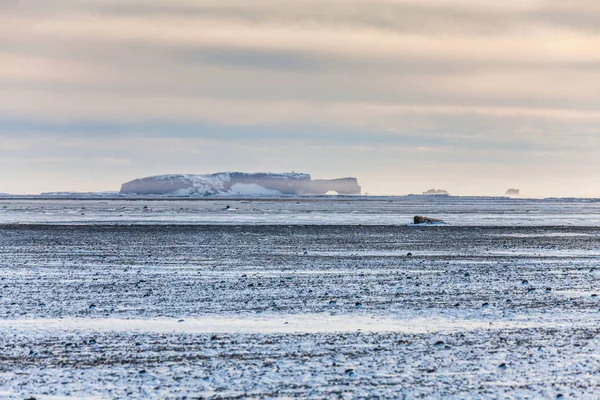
120,172,361,196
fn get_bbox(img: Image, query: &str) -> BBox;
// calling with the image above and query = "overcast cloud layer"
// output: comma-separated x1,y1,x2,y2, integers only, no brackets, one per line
1,0,599,196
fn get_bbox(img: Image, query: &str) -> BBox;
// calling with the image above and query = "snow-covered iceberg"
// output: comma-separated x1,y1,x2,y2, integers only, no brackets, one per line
120,172,361,196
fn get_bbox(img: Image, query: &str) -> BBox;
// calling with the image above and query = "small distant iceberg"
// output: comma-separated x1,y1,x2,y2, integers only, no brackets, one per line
505,188,520,197
422,189,449,195
40,192,120,198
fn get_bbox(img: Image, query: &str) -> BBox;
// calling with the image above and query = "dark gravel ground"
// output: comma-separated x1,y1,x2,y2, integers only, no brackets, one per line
1,224,600,398
1,225,600,318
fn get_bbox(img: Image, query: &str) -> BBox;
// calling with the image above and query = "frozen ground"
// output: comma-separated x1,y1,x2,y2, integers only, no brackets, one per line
2,197,600,226
1,199,600,398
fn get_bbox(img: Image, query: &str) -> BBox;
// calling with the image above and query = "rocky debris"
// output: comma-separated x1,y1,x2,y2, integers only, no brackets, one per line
3,221,600,398
414,216,445,225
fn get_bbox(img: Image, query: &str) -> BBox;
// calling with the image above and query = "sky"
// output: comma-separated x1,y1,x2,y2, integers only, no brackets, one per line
1,0,599,196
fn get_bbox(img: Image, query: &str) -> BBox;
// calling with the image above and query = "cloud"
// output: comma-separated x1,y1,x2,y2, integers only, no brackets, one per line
0,0,599,196
8,0,597,36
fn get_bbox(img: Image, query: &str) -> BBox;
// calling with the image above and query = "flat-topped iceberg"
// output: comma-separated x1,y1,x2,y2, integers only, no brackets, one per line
120,172,361,196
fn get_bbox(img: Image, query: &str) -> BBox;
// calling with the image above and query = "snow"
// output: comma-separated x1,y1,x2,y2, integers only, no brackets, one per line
3,197,600,226
150,173,231,195
2,311,597,334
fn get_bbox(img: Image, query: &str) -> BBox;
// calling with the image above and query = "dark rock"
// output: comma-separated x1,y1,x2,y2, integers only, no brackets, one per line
413,216,445,225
